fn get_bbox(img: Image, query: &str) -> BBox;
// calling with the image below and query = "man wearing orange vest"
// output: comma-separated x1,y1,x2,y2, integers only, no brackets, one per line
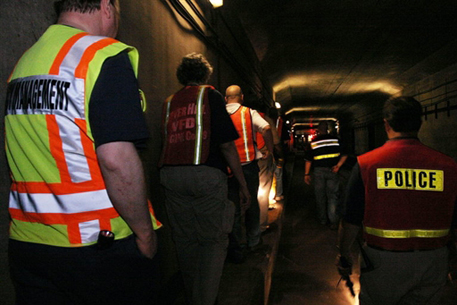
5,1,160,304
225,85,275,262
338,96,457,304
160,54,249,305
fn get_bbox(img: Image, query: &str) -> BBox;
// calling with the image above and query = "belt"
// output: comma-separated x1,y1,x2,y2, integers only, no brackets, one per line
367,244,440,253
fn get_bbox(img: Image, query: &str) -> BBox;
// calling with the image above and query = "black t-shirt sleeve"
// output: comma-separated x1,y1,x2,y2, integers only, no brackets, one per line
343,162,366,225
208,89,239,144
89,52,149,149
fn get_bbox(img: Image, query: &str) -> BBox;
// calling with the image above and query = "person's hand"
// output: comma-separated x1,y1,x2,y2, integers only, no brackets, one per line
239,184,251,213
261,150,270,160
135,231,158,259
336,254,353,278
304,175,311,185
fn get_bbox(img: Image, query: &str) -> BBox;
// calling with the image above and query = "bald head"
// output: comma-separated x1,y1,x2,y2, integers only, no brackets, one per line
225,85,244,104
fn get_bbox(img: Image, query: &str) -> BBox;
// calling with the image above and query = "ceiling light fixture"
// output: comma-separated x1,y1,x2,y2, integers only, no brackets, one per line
209,0,223,8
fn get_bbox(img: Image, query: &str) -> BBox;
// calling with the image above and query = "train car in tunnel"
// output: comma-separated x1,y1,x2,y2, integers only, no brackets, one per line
1,0,457,304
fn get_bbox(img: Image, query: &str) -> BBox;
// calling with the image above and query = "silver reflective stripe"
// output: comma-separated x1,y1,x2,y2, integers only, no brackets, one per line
59,35,107,78
164,95,173,149
241,107,251,162
56,115,92,183
79,219,101,243
311,139,340,150
193,86,206,164
9,189,113,213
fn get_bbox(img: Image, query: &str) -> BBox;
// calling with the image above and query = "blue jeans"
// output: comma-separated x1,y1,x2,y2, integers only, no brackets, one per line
313,167,341,224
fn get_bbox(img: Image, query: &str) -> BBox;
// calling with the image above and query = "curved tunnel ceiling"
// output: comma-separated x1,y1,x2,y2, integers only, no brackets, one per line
224,0,457,127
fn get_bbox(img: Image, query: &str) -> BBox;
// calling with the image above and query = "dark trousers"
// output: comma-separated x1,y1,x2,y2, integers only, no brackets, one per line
228,161,261,249
9,235,159,305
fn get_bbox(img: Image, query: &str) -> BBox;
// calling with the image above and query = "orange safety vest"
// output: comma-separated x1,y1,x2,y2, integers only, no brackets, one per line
230,106,256,163
256,112,266,150
359,138,457,250
5,25,160,247
160,85,212,166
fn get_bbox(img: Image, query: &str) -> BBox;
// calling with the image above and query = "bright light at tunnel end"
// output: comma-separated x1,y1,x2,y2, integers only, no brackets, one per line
210,0,223,8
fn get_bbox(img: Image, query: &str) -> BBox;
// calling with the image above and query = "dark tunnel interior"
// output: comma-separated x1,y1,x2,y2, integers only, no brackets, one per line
1,0,457,304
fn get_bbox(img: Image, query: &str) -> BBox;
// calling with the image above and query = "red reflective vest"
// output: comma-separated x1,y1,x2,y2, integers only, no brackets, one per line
230,106,256,163
358,138,457,250
160,85,212,165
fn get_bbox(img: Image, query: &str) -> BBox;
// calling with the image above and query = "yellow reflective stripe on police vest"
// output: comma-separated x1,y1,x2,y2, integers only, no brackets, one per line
314,153,340,160
364,226,449,239
241,107,251,162
377,168,444,191
193,86,206,164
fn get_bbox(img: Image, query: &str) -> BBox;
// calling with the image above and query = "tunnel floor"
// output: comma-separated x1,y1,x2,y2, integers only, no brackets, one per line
267,153,358,305
219,151,457,305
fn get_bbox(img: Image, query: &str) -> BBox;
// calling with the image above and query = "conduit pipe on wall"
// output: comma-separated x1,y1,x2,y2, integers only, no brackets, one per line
168,0,273,107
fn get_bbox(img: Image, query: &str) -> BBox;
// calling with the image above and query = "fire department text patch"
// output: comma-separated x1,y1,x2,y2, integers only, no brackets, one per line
377,168,444,191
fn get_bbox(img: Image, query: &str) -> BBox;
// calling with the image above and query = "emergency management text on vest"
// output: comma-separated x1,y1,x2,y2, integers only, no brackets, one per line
6,78,70,112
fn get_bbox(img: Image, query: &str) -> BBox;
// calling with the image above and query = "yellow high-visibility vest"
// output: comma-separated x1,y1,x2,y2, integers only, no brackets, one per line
6,25,160,247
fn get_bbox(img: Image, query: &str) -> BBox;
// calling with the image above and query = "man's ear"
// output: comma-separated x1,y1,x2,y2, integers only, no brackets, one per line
384,119,391,133
101,0,113,19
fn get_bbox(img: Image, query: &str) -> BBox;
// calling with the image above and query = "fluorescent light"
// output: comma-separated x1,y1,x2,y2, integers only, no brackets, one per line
210,0,223,8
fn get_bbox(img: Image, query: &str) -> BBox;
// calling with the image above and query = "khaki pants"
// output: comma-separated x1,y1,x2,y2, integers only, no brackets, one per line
360,246,448,305
161,165,234,305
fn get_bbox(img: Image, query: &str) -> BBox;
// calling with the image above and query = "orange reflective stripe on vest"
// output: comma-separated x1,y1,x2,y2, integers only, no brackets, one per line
231,106,256,163
6,25,161,247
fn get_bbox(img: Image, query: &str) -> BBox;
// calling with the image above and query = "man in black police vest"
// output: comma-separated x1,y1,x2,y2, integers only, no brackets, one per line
304,120,348,229
337,96,457,304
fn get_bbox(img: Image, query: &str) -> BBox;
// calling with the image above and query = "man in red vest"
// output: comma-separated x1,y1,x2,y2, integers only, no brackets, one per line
338,96,457,304
160,54,249,305
225,85,274,262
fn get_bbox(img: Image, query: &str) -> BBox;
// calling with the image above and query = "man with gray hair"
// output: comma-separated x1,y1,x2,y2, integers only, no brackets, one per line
160,53,249,305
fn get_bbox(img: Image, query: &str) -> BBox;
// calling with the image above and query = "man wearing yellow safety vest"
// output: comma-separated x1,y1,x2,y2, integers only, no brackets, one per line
304,120,348,229
338,96,457,304
225,85,275,263
5,1,160,304
160,53,249,305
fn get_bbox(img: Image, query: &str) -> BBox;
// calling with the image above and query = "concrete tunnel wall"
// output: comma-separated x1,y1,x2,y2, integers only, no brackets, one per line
351,59,457,157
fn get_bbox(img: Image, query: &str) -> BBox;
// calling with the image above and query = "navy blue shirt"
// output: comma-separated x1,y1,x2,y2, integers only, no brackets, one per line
89,52,149,149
